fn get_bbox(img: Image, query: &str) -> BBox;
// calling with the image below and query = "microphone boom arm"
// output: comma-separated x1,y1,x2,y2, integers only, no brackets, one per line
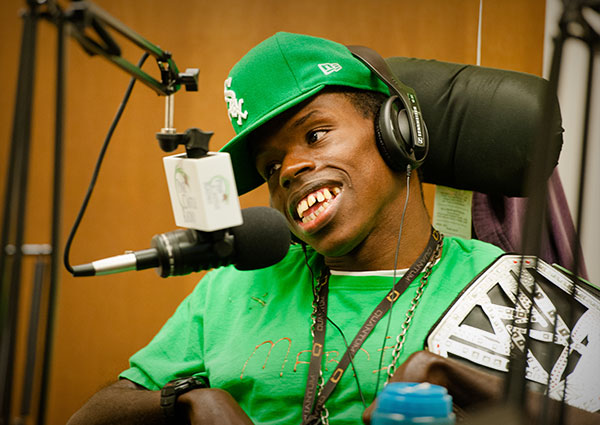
63,0,198,96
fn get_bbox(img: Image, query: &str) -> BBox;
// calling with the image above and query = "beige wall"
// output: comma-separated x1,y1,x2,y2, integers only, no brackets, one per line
0,0,545,423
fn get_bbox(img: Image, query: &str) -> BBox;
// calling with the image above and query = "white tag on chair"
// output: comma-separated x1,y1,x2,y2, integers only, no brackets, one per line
432,185,473,239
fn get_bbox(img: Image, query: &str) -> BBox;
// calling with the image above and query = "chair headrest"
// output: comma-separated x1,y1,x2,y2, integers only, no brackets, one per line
388,57,563,197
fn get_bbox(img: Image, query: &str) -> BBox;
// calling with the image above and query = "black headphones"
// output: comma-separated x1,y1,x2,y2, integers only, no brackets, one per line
346,45,429,172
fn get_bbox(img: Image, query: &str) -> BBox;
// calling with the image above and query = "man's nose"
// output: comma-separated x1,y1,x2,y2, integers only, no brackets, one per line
279,150,315,189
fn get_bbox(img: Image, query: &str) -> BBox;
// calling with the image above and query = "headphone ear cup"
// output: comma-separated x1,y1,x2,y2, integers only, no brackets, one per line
375,114,402,172
375,96,414,171
396,109,411,147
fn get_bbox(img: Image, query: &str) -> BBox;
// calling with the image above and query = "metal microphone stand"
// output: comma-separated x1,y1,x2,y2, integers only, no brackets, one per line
0,1,198,423
467,1,599,424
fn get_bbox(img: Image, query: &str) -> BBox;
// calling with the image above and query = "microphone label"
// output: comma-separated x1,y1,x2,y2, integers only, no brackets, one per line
164,152,243,232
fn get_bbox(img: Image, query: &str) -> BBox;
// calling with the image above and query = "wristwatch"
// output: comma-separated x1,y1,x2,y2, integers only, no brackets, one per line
160,376,208,422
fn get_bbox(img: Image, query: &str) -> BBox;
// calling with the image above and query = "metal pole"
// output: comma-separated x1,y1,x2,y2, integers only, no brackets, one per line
36,8,66,424
0,3,39,422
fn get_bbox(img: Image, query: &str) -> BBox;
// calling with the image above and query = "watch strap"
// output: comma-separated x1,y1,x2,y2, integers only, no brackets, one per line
160,376,208,422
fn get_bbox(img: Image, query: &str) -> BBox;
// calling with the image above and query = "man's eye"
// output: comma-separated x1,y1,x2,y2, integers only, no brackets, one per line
265,163,281,179
307,130,327,144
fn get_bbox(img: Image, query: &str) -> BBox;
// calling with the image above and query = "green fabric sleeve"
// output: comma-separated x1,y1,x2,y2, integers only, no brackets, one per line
119,274,212,390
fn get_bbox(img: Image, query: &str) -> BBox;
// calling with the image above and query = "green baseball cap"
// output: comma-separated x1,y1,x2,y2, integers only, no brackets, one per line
220,32,390,195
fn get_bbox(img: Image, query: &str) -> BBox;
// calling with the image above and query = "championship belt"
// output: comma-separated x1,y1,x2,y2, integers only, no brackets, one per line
426,254,600,413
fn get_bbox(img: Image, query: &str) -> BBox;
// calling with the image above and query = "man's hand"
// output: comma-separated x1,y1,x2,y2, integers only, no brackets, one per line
362,350,599,425
178,388,253,425
67,378,254,425
362,351,503,424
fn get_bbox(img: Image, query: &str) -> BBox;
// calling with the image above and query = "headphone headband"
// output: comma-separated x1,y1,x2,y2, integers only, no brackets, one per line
347,45,428,170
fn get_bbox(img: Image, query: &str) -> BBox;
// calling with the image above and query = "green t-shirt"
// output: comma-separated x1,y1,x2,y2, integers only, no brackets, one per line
120,236,502,424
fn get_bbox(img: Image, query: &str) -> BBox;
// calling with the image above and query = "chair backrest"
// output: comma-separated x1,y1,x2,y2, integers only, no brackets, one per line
388,57,586,276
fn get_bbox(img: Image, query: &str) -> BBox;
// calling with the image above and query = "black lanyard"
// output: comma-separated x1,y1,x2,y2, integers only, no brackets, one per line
301,229,442,424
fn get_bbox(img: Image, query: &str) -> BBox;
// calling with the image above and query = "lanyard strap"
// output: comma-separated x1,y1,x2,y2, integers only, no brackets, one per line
301,271,330,422
301,228,442,424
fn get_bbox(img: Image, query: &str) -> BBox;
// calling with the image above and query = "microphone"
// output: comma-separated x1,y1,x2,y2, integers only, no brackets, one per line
71,207,291,277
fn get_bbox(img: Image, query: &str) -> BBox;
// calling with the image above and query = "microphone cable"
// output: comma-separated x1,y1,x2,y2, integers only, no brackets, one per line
63,52,150,274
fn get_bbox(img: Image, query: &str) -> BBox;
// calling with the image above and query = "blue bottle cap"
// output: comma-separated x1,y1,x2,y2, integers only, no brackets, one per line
376,382,453,418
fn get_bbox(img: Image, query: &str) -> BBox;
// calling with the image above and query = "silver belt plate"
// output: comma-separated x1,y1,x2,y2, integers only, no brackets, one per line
427,254,600,413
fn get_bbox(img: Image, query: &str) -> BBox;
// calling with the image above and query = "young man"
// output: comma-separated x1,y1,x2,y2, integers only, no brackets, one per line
70,32,591,425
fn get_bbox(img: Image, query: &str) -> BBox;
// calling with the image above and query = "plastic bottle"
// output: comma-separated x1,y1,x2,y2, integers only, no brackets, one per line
371,382,455,425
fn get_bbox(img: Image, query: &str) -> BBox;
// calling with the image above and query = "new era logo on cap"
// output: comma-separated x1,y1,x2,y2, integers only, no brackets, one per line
318,63,342,75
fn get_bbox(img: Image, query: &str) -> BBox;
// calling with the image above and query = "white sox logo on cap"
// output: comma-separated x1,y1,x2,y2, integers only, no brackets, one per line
224,77,248,125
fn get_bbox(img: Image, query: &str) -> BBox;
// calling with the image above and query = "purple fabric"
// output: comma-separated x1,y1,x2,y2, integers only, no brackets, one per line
472,170,587,279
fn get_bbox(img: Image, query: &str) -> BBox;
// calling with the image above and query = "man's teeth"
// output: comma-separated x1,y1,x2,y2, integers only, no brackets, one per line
296,187,340,222
302,202,330,223
297,200,309,218
297,199,308,217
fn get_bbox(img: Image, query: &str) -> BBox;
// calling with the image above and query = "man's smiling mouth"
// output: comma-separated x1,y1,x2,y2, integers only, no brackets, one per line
295,186,341,224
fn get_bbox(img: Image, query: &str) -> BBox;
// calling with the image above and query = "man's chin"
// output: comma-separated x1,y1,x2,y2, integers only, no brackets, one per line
303,236,357,259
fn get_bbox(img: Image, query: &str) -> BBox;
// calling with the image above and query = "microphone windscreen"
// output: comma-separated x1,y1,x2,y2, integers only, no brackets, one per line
232,207,291,270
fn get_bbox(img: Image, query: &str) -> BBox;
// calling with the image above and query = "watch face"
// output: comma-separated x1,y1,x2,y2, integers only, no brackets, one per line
166,376,209,393
427,255,600,413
